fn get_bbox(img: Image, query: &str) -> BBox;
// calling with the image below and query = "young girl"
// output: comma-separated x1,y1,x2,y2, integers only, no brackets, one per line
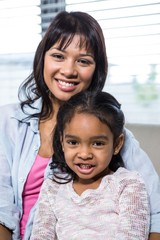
30,91,150,239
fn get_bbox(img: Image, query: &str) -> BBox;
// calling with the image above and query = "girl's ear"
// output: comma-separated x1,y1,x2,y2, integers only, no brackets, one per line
113,134,124,155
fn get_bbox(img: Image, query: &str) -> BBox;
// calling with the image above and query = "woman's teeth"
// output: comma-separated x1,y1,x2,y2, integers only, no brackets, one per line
59,80,75,87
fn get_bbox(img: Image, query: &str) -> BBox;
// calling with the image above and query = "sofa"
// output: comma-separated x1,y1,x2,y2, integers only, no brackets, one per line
126,123,160,176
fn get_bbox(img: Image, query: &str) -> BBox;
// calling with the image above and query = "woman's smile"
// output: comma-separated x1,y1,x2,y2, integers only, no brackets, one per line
56,79,79,92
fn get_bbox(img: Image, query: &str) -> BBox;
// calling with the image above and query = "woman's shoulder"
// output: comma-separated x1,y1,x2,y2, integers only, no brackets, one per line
0,98,42,124
0,102,20,114
0,103,25,145
0,103,21,124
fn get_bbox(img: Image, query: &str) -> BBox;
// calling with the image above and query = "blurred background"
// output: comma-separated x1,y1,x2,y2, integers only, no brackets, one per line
0,0,160,124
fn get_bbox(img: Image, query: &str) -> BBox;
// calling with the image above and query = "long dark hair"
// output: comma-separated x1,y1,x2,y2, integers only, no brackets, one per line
18,11,108,120
50,91,125,183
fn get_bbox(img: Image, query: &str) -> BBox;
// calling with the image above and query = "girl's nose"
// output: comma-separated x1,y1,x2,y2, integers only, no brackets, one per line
77,149,93,160
60,60,78,78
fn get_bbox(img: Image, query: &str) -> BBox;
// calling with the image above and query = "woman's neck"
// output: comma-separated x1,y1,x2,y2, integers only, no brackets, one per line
38,97,62,158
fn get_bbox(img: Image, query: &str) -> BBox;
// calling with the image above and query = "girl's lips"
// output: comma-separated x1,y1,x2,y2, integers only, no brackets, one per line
75,163,95,175
57,79,79,92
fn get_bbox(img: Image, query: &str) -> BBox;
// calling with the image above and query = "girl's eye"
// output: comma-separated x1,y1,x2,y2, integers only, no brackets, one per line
66,140,78,145
93,141,105,147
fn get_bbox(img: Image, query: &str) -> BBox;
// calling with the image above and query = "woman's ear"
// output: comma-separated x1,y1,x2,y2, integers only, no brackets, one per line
113,134,124,155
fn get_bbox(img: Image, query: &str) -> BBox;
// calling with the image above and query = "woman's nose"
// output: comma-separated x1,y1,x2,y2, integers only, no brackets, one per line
60,60,78,78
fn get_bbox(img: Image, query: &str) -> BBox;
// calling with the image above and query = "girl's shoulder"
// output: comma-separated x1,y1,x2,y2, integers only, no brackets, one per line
113,167,146,188
115,167,140,176
42,177,61,196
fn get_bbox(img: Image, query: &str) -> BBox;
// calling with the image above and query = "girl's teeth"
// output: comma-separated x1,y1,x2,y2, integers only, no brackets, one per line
80,164,92,169
59,80,74,86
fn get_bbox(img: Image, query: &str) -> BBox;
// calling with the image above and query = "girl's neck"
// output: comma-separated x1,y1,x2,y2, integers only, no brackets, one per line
73,168,113,196
73,179,102,196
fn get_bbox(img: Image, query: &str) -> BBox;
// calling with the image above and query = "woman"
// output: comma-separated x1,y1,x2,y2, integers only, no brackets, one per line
0,11,159,240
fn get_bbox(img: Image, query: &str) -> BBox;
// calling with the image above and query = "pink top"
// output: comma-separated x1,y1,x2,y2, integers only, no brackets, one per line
20,155,50,239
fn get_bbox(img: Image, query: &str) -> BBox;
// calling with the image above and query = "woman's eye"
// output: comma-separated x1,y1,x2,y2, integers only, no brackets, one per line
78,58,90,65
52,53,64,60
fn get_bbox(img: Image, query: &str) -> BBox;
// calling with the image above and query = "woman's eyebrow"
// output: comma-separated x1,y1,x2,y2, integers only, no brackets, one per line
79,53,95,58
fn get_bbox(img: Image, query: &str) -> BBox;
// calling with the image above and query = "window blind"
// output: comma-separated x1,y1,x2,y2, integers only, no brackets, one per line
65,0,160,124
66,1,160,79
40,0,65,35
0,0,41,54
0,0,65,106
0,0,41,106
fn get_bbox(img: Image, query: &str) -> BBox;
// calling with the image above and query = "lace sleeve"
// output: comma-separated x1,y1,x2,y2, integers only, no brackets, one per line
116,172,150,239
30,178,59,240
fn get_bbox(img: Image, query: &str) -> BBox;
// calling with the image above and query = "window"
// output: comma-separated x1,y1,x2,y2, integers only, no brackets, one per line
0,0,41,105
40,0,65,35
0,0,160,124
66,0,160,124
0,0,64,105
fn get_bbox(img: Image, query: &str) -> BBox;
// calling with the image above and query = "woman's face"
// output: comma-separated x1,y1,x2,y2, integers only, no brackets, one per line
43,35,96,103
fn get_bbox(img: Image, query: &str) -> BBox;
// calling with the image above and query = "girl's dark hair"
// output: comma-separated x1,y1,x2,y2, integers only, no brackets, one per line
50,91,125,183
18,11,108,119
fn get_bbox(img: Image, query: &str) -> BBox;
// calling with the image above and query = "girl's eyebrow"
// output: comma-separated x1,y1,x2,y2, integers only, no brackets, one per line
64,134,109,140
64,134,78,139
90,135,109,141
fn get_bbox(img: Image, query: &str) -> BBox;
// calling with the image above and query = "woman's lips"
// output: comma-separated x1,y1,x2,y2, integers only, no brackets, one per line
57,79,79,92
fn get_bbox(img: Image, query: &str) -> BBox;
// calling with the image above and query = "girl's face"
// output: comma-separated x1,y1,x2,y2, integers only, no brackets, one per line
61,113,123,185
43,35,96,103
